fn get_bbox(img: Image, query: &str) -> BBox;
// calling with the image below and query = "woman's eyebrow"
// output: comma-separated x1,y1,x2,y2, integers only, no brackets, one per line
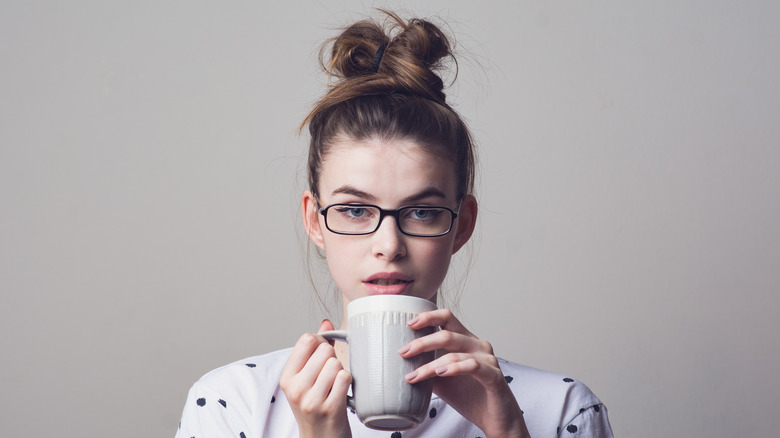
330,186,447,204
330,186,377,202
402,188,447,203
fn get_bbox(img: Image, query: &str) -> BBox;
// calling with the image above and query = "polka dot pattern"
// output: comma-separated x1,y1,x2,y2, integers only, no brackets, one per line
176,356,611,438
182,371,522,436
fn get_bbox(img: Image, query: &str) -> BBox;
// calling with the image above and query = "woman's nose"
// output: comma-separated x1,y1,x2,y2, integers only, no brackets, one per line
371,215,407,260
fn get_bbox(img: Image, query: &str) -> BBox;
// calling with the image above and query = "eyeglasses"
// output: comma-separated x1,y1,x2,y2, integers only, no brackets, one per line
318,203,458,237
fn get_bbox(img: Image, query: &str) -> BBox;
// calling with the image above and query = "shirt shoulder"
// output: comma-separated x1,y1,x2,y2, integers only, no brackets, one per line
196,347,293,391
175,348,294,438
497,358,613,438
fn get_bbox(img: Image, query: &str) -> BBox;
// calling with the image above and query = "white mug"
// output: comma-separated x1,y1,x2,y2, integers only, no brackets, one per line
321,295,437,431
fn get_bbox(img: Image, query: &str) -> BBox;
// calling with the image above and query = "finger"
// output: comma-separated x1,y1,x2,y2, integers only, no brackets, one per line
406,352,502,387
308,356,344,403
281,333,326,380
318,319,335,333
325,369,352,410
287,341,336,391
318,319,336,346
408,309,474,337
399,329,492,358
430,355,506,388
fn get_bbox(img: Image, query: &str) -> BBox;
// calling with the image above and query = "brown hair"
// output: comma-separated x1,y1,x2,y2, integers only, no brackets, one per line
302,10,476,201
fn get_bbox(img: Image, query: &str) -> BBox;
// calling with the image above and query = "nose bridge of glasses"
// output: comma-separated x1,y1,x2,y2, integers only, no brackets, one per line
376,207,403,233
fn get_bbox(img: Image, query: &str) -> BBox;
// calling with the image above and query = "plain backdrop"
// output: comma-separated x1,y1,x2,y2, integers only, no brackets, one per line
2,1,778,437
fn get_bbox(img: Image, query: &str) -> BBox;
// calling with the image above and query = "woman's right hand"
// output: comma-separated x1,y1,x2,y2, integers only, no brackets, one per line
280,319,353,438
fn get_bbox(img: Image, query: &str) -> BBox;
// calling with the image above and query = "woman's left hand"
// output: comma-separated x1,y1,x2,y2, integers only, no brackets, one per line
399,309,530,438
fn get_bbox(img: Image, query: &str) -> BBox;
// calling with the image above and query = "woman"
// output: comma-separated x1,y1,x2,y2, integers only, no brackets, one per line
176,11,613,438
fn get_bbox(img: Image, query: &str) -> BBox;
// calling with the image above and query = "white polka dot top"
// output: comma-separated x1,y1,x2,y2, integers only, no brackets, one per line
175,348,613,438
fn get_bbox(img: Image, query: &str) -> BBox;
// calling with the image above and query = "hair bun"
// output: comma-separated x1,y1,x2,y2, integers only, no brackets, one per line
322,11,455,103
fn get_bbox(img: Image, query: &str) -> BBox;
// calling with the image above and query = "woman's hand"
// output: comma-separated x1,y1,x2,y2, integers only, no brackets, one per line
400,309,530,438
280,320,352,438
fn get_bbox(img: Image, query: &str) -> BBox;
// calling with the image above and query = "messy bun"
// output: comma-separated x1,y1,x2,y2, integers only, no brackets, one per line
303,10,475,201
322,10,454,102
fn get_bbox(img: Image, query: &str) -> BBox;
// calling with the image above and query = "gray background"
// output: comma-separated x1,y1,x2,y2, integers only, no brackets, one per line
2,1,778,437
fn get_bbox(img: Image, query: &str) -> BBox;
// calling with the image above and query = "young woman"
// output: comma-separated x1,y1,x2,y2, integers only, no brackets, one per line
176,12,613,438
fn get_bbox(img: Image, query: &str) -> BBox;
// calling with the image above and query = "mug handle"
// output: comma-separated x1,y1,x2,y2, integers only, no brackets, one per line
319,330,348,342
318,330,355,410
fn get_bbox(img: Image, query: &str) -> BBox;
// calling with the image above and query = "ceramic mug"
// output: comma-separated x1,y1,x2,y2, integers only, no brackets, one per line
321,295,437,431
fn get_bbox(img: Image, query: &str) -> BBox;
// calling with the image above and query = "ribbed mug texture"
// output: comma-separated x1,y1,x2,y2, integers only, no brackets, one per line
349,311,435,429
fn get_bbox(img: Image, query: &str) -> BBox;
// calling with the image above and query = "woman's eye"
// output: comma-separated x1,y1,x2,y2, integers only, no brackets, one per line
335,207,370,219
348,208,366,217
408,208,441,220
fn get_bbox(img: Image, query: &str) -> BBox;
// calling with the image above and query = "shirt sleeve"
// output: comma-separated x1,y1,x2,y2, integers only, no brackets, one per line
174,381,250,438
559,403,613,438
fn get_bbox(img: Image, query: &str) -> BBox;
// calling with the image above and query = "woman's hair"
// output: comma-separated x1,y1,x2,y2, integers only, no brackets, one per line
302,10,476,201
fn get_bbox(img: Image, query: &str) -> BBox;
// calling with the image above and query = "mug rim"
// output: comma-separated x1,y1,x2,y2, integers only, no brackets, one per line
347,295,437,316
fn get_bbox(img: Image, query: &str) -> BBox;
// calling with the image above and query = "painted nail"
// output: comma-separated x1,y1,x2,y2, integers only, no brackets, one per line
397,345,410,355
405,371,418,381
435,366,448,375
407,317,419,326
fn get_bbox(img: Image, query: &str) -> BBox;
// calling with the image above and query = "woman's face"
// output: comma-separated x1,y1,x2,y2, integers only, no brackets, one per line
303,137,476,313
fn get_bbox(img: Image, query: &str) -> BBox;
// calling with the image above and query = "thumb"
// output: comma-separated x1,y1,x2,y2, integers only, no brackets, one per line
318,318,335,333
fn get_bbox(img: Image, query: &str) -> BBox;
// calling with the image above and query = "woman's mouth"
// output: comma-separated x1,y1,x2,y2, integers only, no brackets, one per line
368,279,408,286
364,273,413,294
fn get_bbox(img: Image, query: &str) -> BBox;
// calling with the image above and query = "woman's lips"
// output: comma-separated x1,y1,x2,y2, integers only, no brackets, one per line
364,273,413,295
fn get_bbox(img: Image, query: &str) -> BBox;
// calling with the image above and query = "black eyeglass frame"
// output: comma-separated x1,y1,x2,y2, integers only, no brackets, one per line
317,203,459,237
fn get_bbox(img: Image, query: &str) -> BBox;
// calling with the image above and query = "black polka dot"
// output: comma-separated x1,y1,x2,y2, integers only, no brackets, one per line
219,399,227,408
178,421,181,429
557,427,561,434
246,363,256,368
391,432,402,438
563,377,574,383
504,375,514,384
429,407,437,418
196,398,206,407
240,432,246,438
567,424,578,433
594,405,601,413
579,408,585,413
271,396,276,403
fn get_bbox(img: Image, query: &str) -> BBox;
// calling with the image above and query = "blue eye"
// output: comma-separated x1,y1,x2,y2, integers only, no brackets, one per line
347,208,366,218
407,208,442,220
334,206,372,220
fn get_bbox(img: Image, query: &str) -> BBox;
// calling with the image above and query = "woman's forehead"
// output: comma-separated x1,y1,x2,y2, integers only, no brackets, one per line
319,138,458,202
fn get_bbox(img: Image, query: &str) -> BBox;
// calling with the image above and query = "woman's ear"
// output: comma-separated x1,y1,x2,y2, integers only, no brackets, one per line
452,194,477,254
302,190,326,251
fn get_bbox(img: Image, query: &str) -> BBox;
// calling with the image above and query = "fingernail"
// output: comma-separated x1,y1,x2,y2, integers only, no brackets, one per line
435,366,448,375
407,317,419,326
397,345,410,355
405,371,418,381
